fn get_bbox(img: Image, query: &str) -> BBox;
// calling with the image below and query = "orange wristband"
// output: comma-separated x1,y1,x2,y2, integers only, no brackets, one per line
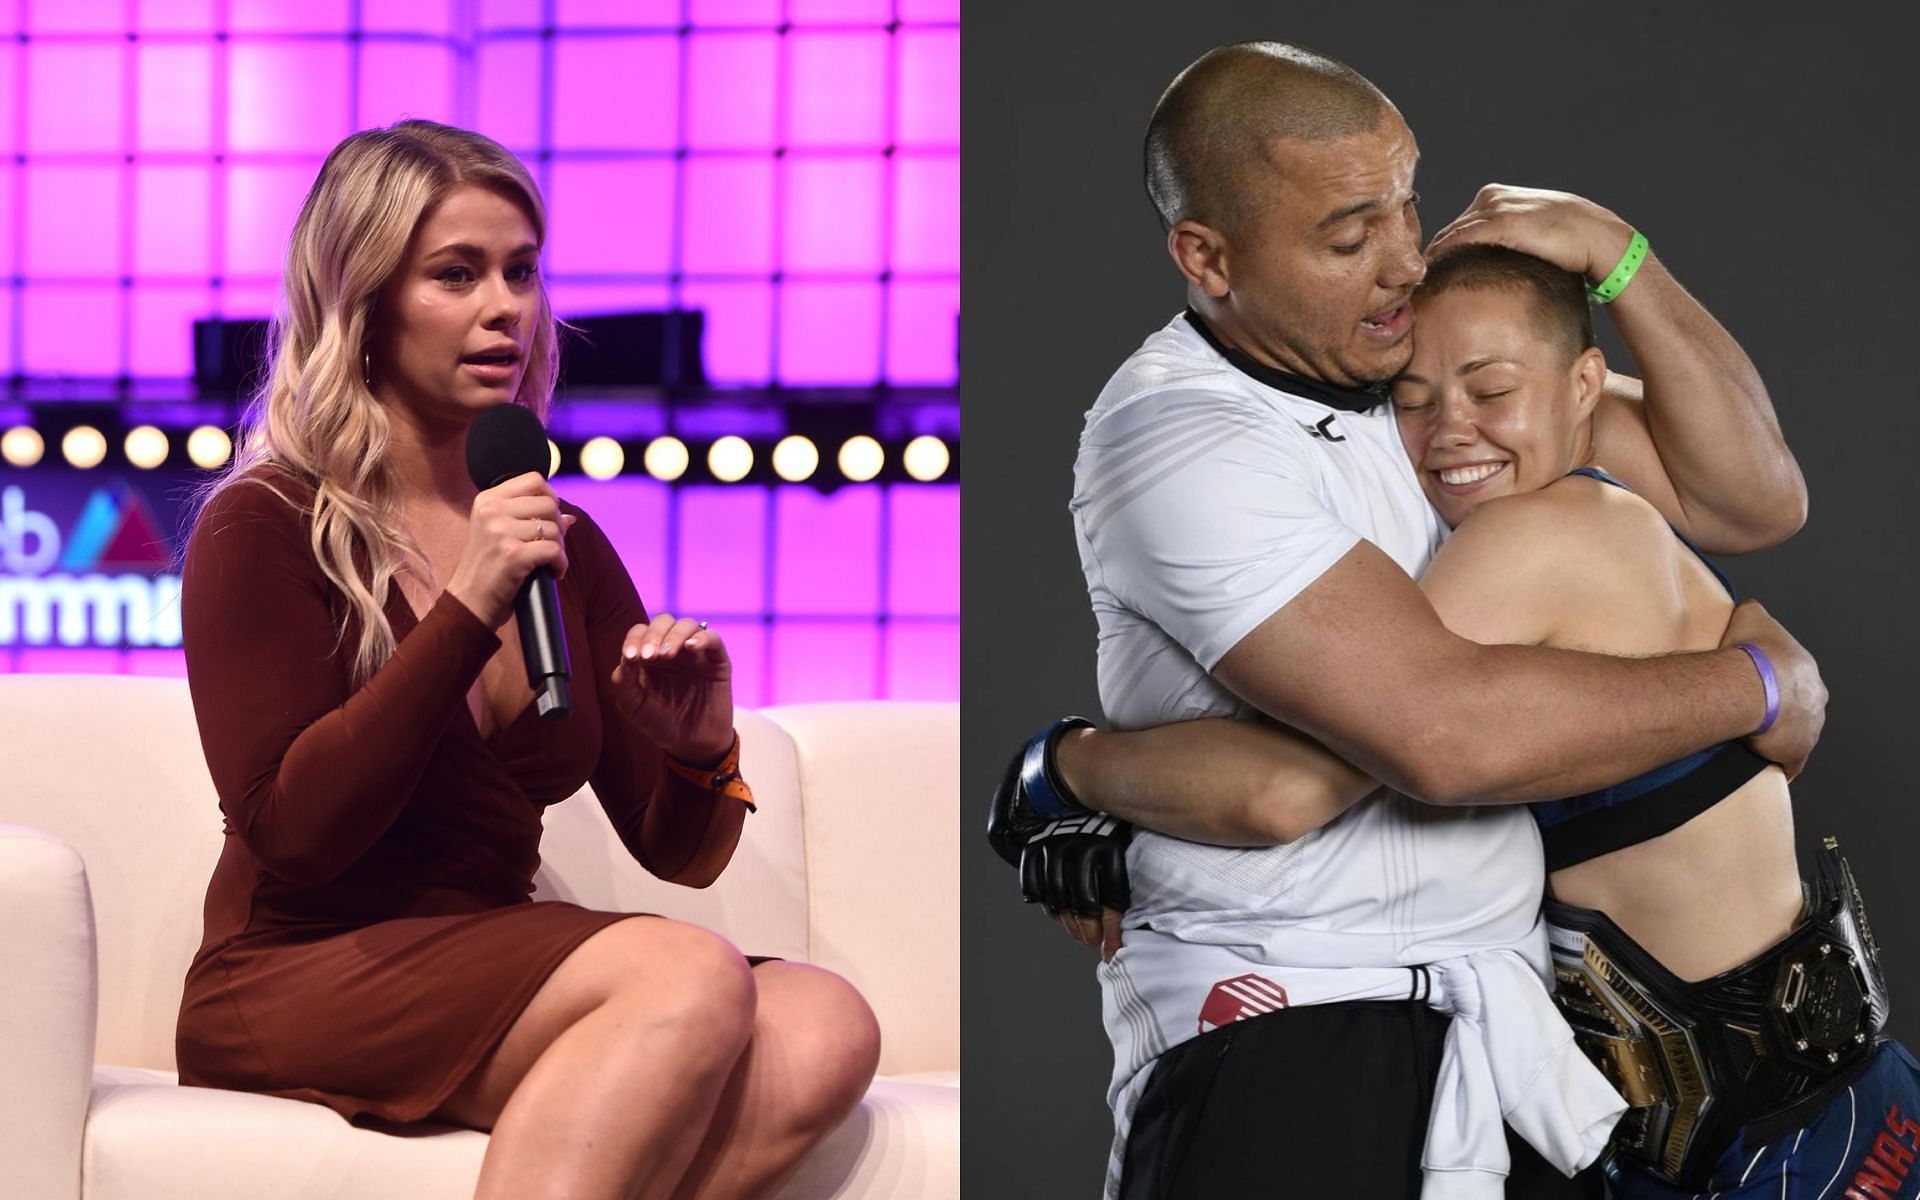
664,732,756,812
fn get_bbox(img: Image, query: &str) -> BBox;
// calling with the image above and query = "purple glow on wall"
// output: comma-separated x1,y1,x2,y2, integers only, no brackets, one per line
886,487,958,615
686,34,777,147
138,45,214,149
788,32,889,147
774,488,880,614
676,487,768,619
780,282,882,384
887,622,958,700
553,37,680,149
24,287,120,375
0,3,956,387
897,29,959,146
894,157,959,273
229,0,351,34
546,160,678,276
773,621,879,704
785,157,884,272
131,287,211,376
791,0,894,23
684,160,776,274
15,647,123,675
888,281,959,384
136,168,212,275
33,46,116,150
359,42,456,130
688,0,779,26
4,479,960,706
3,4,956,704
228,43,351,151
29,166,119,275
225,164,317,277
678,282,773,382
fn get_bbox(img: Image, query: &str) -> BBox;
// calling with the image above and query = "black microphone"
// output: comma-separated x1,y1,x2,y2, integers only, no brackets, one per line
465,403,571,721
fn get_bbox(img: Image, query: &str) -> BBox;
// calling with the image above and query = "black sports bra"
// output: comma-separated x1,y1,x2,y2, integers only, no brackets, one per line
1526,467,1770,871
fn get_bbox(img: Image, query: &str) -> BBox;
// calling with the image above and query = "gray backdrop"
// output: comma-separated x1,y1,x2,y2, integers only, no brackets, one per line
962,6,1920,1197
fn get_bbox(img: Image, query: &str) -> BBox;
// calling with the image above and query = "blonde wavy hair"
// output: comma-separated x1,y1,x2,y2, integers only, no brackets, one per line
183,119,560,687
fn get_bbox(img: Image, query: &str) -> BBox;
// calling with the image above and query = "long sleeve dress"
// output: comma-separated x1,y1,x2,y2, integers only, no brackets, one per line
172,462,749,1126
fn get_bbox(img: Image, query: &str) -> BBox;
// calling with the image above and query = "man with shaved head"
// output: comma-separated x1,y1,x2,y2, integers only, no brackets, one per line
986,40,1824,1199
1144,43,1423,389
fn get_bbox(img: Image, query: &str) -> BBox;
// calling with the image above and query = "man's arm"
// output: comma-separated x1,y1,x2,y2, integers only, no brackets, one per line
1053,491,1756,840
1053,717,1376,846
1214,537,1815,805
1428,185,1806,552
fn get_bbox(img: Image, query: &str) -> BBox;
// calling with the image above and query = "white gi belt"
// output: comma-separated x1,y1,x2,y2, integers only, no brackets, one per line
1098,929,1627,1200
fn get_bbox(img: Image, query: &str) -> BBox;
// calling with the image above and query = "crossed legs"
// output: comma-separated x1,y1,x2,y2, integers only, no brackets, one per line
431,916,881,1200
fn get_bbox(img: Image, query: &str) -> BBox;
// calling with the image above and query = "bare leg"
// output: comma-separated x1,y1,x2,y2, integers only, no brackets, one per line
431,917,758,1200
664,962,882,1200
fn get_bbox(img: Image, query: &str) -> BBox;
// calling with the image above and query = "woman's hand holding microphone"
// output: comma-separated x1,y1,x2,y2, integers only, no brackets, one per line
445,471,577,631
444,470,734,766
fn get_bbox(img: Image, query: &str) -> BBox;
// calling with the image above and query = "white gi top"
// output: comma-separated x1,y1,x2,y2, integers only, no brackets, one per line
1071,311,1625,1200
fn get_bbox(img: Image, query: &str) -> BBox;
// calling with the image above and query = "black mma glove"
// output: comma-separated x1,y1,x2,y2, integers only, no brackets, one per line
1019,813,1133,917
987,717,1134,916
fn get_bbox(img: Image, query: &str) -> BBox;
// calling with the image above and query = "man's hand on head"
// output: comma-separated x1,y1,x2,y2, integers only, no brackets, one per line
1425,184,1634,285
1722,599,1827,780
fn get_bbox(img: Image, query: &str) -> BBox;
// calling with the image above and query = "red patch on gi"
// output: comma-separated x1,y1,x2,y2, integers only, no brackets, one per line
1198,973,1289,1033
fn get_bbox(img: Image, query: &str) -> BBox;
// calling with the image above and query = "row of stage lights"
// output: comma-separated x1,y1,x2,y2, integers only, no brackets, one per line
2,423,233,471
0,425,954,485
577,432,951,484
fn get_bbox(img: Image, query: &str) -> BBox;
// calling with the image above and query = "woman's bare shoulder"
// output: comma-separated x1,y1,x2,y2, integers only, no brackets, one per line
1422,472,1676,645
1452,473,1664,562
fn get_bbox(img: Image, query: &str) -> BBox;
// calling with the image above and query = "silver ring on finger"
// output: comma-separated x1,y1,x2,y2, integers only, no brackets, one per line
696,620,709,631
526,518,544,542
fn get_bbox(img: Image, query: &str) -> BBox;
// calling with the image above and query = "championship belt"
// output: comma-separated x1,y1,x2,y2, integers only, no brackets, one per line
1546,838,1890,1189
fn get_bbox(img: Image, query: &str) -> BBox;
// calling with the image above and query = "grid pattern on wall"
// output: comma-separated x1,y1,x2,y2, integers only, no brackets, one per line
5,476,960,707
0,0,959,386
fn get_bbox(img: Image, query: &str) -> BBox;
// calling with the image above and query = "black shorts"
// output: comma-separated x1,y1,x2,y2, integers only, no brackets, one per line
1117,999,1603,1200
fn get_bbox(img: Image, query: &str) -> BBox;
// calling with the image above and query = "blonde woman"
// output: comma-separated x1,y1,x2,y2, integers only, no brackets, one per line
171,120,879,1200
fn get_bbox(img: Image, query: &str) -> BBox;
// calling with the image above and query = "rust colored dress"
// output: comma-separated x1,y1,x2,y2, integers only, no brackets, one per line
172,463,747,1126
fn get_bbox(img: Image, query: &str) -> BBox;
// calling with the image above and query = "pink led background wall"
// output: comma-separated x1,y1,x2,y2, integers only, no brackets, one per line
0,0,960,704
2,0,957,382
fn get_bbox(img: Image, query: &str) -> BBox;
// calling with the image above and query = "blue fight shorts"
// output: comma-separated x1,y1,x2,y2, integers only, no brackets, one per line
1606,1041,1920,1199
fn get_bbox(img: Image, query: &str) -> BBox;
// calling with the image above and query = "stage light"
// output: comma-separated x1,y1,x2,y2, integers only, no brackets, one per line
903,435,950,482
581,436,625,481
548,439,561,478
709,436,753,483
837,435,883,483
125,425,170,470
63,425,107,469
644,436,689,482
772,435,819,482
187,425,232,469
2,426,43,467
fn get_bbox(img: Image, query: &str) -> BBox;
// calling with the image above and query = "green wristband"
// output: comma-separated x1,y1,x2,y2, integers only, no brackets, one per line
1588,229,1648,304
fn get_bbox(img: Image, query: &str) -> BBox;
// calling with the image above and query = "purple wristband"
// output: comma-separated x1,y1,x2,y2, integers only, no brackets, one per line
1736,642,1780,736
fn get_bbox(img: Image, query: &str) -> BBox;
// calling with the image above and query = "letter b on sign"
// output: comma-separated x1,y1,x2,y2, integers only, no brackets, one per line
2,486,61,575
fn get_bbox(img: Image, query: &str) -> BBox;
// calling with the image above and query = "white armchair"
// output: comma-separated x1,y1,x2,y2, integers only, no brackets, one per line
0,676,957,1200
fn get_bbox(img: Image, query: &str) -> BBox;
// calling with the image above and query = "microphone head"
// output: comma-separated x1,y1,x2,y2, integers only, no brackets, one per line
466,402,550,490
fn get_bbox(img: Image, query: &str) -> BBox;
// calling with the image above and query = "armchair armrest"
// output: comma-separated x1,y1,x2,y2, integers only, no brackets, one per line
759,703,958,1078
0,825,99,1200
